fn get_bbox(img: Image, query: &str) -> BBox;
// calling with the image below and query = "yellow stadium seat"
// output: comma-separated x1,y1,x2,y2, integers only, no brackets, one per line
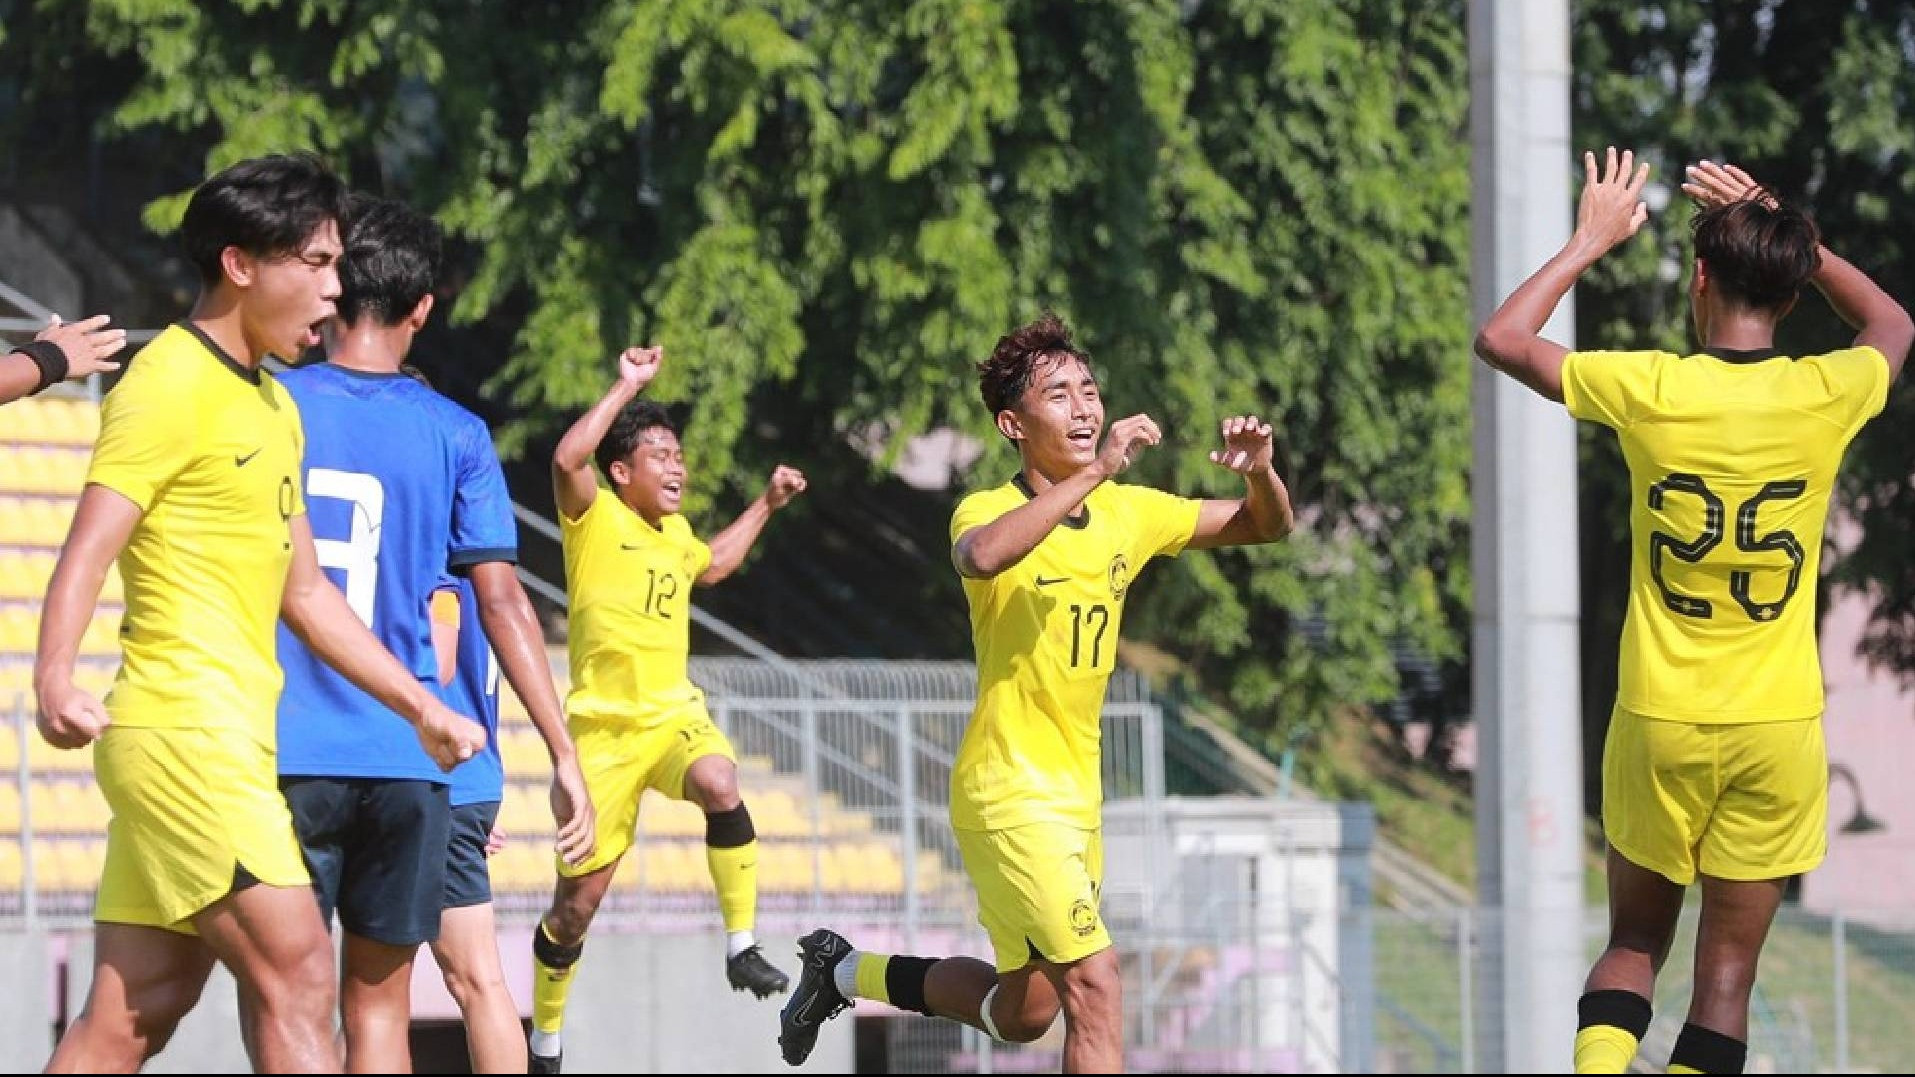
759,842,808,894
79,611,120,657
0,784,19,835
49,400,101,447
0,554,27,599
28,731,89,775
639,792,704,838
501,726,545,780
0,608,33,654
0,664,28,701
859,841,906,895
750,787,805,839
77,782,109,834
30,498,71,545
498,783,544,835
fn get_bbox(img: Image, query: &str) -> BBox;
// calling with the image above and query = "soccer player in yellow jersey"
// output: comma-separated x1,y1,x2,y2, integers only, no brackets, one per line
528,345,804,1073
31,154,487,1074
1475,149,1914,1076
779,312,1294,1073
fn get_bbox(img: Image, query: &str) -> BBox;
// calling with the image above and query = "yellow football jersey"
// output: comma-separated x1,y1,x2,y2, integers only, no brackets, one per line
949,476,1201,830
86,323,306,748
1562,345,1889,723
561,489,712,724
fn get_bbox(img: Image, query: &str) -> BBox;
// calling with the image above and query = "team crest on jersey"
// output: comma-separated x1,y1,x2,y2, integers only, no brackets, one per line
1069,898,1099,938
1108,554,1131,601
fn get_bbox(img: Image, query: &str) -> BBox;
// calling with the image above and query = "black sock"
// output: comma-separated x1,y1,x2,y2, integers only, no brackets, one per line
1668,1023,1746,1074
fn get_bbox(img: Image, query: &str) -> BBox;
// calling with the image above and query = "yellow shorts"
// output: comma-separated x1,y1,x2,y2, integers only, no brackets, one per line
93,726,310,931
1602,708,1827,886
560,699,736,877
955,822,1108,973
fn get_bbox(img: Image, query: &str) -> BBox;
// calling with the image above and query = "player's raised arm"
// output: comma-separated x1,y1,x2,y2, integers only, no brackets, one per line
1187,414,1294,550
1684,160,1914,380
2,314,128,405
552,346,662,520
279,514,486,770
953,413,1160,579
701,465,807,585
1475,147,1652,402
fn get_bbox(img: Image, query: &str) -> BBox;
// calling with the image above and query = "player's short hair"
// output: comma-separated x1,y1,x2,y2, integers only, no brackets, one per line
977,311,1094,415
597,399,680,479
181,153,348,286
1692,194,1822,314
338,194,445,327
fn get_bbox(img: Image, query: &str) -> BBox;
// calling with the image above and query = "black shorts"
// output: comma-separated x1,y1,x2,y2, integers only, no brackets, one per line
444,800,500,910
281,776,451,947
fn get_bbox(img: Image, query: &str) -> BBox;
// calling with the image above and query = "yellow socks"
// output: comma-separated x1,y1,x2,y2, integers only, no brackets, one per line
705,804,759,933
531,919,584,1038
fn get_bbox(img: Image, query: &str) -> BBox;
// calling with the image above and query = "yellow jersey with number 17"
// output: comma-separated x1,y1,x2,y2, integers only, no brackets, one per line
949,476,1200,831
85,323,306,749
561,488,712,725
1561,345,1889,724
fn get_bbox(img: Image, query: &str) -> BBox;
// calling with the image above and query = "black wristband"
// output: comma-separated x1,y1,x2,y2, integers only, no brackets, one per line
14,339,69,395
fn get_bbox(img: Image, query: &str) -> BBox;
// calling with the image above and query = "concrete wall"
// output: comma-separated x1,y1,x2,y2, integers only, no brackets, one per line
0,931,52,1073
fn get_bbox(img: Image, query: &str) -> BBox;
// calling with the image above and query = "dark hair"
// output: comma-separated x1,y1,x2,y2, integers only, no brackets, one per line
181,153,348,285
1692,194,1822,314
596,399,680,478
977,311,1093,415
338,194,444,326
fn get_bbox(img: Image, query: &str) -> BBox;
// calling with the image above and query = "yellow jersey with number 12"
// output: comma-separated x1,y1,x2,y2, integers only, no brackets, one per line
1561,345,1888,723
561,489,712,725
949,476,1200,831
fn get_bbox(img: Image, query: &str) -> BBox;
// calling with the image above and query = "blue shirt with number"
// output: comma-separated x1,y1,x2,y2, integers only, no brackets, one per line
443,574,505,806
275,362,517,781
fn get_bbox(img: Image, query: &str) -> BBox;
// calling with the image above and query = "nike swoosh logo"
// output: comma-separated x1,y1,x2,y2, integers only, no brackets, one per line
620,543,644,550
1035,575,1069,587
235,448,262,467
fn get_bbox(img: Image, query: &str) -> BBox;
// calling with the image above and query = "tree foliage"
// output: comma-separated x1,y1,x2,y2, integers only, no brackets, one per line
8,0,1476,748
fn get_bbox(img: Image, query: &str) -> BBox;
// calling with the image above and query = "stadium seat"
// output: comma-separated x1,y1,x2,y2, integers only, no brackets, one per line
0,784,19,835
0,607,34,654
0,839,19,889
498,782,545,835
500,726,546,779
638,792,704,838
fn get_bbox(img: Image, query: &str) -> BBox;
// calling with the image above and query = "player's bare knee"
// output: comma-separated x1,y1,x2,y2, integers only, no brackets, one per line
119,983,201,1058
993,999,1061,1044
688,763,740,811
440,964,507,1010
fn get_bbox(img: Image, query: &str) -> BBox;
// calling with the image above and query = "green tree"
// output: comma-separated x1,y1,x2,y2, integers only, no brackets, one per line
28,0,1476,748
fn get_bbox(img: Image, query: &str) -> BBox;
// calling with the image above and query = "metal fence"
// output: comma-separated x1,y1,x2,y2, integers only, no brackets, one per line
3,674,1913,1073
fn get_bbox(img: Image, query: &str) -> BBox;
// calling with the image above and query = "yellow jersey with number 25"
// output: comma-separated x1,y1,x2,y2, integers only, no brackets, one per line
1562,345,1888,724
